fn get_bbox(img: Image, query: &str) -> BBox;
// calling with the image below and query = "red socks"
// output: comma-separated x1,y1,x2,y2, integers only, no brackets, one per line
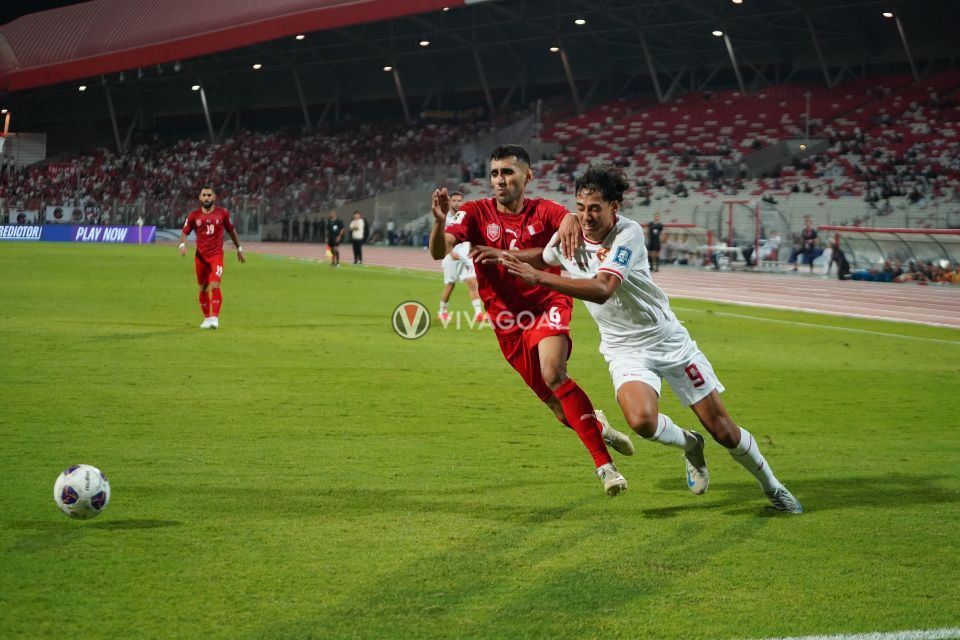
553,378,611,467
200,290,222,317
211,289,222,316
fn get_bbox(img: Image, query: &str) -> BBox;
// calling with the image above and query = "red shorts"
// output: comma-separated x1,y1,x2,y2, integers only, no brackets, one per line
195,253,224,285
495,305,572,401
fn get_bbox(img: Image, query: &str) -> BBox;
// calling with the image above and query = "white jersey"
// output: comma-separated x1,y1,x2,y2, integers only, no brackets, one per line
445,210,471,259
542,217,680,351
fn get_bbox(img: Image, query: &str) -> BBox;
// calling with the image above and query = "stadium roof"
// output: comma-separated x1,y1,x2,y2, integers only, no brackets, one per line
2,0,958,137
0,0,470,92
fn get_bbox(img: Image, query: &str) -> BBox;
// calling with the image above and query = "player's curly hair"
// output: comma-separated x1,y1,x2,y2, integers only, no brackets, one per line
489,144,531,167
575,164,629,204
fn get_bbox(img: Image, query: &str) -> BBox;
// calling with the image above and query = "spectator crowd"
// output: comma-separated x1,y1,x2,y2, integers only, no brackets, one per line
0,113,521,226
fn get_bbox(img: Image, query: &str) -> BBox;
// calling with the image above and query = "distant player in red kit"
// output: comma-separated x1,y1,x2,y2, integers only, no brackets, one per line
429,145,635,497
179,185,245,329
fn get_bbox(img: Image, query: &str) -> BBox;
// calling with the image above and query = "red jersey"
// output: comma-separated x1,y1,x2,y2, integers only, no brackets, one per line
446,197,571,333
183,206,235,259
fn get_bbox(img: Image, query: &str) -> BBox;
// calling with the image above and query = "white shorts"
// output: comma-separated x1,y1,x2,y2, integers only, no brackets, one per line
441,255,476,284
602,322,724,406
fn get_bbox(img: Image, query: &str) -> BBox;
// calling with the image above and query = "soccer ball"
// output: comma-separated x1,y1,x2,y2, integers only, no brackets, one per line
53,464,111,519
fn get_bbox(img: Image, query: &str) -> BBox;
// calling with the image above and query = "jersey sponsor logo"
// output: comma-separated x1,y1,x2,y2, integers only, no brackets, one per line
613,247,632,266
392,301,430,340
596,247,610,263
485,223,501,242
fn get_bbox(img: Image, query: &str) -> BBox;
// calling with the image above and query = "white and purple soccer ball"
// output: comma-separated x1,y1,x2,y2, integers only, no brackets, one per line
53,464,111,519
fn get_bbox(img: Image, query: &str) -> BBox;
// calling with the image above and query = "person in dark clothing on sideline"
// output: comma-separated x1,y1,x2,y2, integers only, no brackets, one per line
830,240,851,280
325,211,346,267
647,213,664,272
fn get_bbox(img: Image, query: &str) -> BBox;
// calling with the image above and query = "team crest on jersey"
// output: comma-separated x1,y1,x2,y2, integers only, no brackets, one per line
596,247,610,263
613,247,633,266
485,223,501,242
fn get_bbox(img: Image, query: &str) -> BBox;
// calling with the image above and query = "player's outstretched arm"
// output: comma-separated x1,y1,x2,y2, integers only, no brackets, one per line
227,227,246,263
501,253,620,304
428,188,456,260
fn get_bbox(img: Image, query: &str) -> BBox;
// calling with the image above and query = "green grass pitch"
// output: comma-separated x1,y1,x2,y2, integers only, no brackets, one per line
1,243,958,640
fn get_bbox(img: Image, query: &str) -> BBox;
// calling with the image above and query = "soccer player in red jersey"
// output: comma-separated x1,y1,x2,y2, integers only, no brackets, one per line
429,145,635,497
179,186,245,329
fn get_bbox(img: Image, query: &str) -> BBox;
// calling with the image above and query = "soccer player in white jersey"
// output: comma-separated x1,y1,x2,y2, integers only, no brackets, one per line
438,191,485,322
493,164,802,513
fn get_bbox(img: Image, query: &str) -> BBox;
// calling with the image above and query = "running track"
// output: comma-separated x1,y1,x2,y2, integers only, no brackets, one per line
242,242,960,329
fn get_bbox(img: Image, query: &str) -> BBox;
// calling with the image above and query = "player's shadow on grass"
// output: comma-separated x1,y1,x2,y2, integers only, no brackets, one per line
643,473,958,518
639,481,758,519
725,472,958,516
349,485,594,525
188,482,597,525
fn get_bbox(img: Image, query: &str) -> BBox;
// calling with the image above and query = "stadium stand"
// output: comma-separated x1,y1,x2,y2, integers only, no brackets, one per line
0,116,519,229
522,71,960,250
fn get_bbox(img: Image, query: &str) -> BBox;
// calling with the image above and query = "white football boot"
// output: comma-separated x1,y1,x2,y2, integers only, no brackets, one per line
596,462,628,497
209,316,219,329
683,431,710,495
200,317,213,329
595,409,635,456
764,485,803,513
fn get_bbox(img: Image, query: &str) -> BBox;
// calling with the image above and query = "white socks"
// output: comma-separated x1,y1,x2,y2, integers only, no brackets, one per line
472,298,483,314
645,417,782,493
439,301,449,312
643,414,700,452
729,427,780,492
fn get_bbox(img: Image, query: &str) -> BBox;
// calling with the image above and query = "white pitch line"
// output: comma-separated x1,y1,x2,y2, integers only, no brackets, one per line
672,306,960,345
666,291,959,325
751,627,960,640
668,294,960,329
